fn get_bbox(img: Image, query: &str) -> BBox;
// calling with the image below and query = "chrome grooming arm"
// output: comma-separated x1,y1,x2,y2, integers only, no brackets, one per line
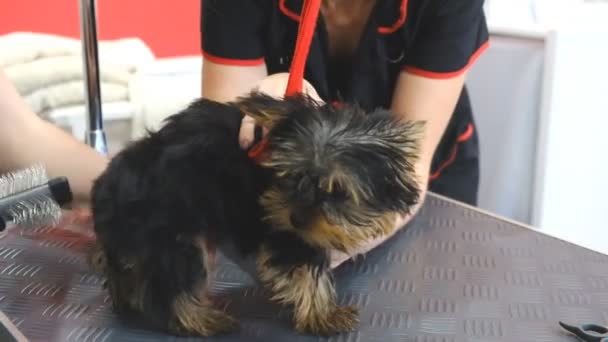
79,0,108,155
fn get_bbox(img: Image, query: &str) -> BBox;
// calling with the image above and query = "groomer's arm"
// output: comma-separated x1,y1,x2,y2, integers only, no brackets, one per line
201,59,268,148
388,0,488,204
328,73,465,268
329,0,489,268
0,67,108,204
390,71,467,211
200,0,271,147
201,60,267,102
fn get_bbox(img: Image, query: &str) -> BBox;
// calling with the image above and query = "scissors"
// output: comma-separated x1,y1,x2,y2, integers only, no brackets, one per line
560,321,608,341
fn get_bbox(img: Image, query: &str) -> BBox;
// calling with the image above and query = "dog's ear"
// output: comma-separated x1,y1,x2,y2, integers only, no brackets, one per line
391,120,426,158
232,91,314,130
362,112,426,160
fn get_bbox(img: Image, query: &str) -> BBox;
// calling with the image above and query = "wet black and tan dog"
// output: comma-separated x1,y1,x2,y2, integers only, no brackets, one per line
88,92,424,337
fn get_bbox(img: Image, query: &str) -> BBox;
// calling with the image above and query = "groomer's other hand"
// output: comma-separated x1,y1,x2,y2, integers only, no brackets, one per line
239,72,323,149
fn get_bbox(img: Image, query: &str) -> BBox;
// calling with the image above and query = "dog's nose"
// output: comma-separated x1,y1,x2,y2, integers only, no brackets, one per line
290,212,309,229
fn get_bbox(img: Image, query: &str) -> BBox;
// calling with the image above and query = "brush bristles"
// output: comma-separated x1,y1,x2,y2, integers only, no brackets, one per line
0,164,48,198
2,195,62,229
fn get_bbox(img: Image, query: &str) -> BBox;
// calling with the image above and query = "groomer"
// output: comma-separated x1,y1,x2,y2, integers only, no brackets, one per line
200,0,489,264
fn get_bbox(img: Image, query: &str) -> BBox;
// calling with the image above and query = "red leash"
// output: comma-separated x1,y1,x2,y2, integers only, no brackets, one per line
284,0,321,96
248,0,321,162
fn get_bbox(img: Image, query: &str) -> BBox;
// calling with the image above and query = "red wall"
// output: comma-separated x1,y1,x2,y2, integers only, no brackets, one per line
0,0,201,58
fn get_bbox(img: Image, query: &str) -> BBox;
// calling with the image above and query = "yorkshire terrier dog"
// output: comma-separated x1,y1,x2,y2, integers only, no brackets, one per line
88,91,424,337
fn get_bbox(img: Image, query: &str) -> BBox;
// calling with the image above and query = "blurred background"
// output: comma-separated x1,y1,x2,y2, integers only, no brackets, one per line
0,0,607,253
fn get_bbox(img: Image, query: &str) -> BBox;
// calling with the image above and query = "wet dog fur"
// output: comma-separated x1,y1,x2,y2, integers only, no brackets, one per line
89,92,424,337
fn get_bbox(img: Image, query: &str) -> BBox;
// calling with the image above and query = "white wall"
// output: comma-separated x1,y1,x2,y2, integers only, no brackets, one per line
467,4,608,254
466,32,545,224
532,27,608,254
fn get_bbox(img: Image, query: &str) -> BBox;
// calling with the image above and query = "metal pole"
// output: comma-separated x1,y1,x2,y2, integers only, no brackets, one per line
79,0,108,155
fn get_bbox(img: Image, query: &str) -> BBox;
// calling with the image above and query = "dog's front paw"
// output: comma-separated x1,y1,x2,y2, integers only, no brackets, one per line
170,307,239,337
295,305,360,336
329,305,360,333
202,310,239,336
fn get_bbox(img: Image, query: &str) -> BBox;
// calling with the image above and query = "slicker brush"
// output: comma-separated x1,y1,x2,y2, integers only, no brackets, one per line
0,164,73,231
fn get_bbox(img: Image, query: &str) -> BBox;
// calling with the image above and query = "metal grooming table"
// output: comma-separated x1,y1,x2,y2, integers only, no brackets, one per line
0,194,606,341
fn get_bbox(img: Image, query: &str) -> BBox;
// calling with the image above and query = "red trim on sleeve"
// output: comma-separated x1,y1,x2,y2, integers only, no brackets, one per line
202,51,265,66
279,0,301,21
404,40,490,79
429,123,474,181
377,0,408,34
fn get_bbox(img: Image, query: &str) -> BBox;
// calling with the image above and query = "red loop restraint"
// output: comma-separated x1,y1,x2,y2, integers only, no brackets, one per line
248,0,321,163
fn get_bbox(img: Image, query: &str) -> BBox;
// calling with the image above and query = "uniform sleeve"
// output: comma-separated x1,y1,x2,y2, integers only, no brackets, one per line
200,0,266,66
403,0,489,78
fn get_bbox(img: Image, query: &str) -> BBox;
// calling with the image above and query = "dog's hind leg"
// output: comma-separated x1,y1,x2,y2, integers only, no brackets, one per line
98,234,238,337
166,237,238,337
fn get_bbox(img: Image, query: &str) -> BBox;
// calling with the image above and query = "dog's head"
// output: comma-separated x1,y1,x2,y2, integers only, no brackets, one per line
234,92,425,253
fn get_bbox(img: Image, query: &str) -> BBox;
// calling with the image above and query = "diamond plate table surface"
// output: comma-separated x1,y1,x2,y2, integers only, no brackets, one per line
0,193,606,342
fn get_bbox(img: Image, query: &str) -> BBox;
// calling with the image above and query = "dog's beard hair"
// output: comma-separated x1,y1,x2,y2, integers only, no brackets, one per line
324,200,397,238
305,213,396,253
259,187,396,254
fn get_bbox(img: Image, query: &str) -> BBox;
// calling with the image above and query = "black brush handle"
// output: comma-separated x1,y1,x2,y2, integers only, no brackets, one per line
47,177,73,206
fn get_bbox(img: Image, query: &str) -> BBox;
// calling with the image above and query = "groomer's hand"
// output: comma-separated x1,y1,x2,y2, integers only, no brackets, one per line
239,72,323,149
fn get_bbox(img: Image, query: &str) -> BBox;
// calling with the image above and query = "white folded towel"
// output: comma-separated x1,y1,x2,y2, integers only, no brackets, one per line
0,31,155,115
5,55,133,96
0,31,155,70
26,81,128,116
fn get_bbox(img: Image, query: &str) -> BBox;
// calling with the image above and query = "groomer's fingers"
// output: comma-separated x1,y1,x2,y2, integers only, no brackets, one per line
255,73,323,103
239,116,270,149
239,115,256,149
303,80,324,104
